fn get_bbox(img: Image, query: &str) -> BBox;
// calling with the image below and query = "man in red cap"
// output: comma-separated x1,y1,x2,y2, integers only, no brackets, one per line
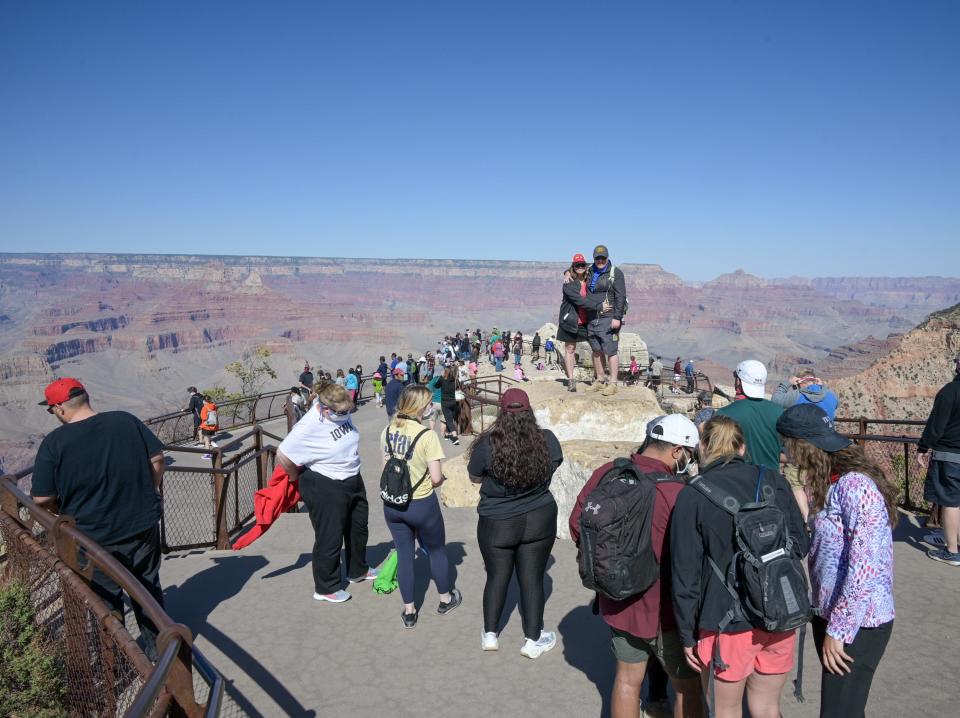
31,377,167,660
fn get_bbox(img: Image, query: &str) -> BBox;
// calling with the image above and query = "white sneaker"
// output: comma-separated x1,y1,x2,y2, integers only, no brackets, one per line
481,631,499,651
313,589,352,603
210,441,218,448
520,630,557,659
201,453,212,460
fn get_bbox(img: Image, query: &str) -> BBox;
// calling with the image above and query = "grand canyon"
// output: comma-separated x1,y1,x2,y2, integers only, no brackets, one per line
2,252,960,473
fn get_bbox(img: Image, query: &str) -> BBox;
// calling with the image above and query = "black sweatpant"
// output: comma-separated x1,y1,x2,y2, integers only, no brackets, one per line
90,524,165,661
812,617,893,718
441,402,458,435
477,501,557,640
298,470,370,594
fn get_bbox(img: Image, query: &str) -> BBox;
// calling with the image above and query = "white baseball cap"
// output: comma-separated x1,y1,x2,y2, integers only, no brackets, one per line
736,360,767,399
647,414,700,449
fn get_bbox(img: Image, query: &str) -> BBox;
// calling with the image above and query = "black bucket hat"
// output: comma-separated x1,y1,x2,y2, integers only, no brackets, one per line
776,403,852,452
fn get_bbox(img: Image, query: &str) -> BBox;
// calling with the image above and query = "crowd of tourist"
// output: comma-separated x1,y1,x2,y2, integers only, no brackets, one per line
24,250,960,717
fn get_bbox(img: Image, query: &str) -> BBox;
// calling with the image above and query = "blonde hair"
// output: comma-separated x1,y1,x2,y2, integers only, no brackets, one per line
315,383,352,413
391,385,433,429
699,415,745,467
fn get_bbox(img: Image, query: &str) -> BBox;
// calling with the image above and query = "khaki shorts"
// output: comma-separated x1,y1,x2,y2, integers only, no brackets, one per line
610,627,697,680
783,464,804,489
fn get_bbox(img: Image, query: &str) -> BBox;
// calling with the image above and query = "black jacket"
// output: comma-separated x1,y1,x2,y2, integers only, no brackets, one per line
558,281,605,335
588,263,628,320
670,456,809,648
920,375,960,452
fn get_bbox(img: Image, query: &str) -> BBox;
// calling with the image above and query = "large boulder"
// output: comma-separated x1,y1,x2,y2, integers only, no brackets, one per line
439,452,475,508
524,379,662,443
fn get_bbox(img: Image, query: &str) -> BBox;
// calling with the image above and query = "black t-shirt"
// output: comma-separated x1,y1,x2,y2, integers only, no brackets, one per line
440,375,457,405
468,430,564,519
299,371,314,388
188,393,203,419
31,411,164,544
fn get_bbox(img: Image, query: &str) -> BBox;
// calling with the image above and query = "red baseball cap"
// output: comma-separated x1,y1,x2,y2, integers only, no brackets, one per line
500,388,531,414
39,377,86,406
572,253,586,264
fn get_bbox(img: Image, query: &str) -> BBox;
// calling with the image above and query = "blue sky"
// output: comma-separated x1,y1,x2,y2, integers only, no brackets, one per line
1,1,957,280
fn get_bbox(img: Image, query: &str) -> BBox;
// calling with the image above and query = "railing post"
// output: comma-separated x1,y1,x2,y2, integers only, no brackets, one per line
254,426,264,490
213,452,230,550
859,417,868,437
903,442,913,511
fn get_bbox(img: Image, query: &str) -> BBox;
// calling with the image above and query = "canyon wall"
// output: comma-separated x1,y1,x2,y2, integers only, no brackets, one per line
2,253,958,472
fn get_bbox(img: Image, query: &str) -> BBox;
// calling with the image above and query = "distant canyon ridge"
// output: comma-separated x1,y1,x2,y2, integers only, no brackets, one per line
1,253,959,472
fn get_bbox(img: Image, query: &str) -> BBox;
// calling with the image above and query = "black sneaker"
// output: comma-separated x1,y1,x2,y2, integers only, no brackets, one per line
401,610,419,629
437,588,462,615
451,437,461,446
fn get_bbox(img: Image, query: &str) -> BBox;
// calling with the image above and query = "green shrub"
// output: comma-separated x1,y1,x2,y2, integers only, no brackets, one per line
0,577,66,718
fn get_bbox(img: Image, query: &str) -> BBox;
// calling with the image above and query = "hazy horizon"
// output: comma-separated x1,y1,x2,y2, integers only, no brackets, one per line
2,251,958,285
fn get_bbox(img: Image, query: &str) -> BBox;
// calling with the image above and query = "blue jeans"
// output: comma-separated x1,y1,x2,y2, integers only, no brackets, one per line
383,492,451,604
495,356,503,371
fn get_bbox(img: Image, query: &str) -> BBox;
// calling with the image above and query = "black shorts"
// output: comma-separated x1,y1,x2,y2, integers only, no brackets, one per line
556,325,588,344
924,458,960,508
201,428,217,437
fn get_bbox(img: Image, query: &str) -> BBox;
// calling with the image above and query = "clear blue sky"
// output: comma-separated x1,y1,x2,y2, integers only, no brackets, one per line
1,1,957,280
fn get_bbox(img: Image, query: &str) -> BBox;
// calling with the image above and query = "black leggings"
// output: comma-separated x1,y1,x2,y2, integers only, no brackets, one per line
477,501,557,640
441,402,458,434
812,617,893,718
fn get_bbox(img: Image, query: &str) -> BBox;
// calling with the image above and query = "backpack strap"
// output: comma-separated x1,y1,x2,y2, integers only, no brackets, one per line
403,427,431,460
689,475,742,516
405,428,433,493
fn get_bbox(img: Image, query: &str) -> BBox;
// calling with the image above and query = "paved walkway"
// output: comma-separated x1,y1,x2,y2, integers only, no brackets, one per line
159,402,960,718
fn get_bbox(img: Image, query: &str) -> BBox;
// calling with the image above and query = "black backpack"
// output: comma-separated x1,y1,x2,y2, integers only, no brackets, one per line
691,467,811,707
379,427,430,508
577,459,679,601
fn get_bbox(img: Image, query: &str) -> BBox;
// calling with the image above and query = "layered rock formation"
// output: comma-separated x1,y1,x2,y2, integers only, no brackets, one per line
832,303,960,422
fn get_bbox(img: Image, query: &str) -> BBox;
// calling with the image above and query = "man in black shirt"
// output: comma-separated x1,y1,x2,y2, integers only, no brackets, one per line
31,378,167,659
299,363,315,403
185,386,204,444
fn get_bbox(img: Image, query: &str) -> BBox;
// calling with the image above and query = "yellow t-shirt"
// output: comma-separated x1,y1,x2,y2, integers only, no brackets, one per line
380,419,446,500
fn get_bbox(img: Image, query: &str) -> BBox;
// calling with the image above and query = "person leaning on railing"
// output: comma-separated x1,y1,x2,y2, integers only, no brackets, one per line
30,377,168,661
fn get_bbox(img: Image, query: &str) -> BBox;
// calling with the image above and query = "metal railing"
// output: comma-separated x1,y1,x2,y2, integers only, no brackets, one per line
0,477,223,718
834,417,927,511
145,390,289,445
158,425,276,551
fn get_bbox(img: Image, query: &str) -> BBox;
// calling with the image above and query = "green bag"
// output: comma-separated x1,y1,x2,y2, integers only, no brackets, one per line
372,550,399,594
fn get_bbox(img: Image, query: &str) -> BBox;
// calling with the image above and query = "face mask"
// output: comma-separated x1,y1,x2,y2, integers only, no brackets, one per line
674,448,692,476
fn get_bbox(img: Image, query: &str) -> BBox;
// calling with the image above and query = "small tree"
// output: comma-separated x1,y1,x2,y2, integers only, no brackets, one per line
225,346,277,397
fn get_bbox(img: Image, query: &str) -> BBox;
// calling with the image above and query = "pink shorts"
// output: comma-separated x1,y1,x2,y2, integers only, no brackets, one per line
696,629,796,682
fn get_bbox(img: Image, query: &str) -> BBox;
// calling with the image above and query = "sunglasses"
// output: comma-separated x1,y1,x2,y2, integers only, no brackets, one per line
320,404,351,417
46,404,60,414
573,263,587,269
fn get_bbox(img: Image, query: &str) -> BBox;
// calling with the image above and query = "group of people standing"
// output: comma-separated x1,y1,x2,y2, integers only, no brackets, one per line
30,350,960,718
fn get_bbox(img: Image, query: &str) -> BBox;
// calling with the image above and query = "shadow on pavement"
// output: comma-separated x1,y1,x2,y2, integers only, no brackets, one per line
893,513,939,555
411,540,467,608
558,602,614,718
165,555,317,718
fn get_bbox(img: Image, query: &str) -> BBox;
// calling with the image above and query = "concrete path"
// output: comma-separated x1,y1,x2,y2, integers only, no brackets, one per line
159,401,960,718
